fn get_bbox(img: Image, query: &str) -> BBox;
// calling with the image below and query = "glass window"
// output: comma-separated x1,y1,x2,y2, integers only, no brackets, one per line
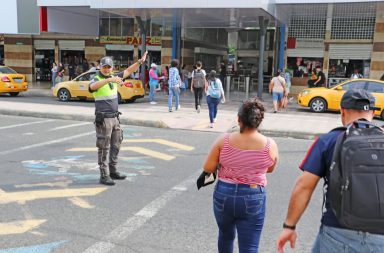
109,18,122,36
0,67,17,74
342,81,366,90
163,18,173,37
367,82,384,94
238,30,258,50
99,18,109,36
122,18,134,36
217,29,228,46
203,29,218,44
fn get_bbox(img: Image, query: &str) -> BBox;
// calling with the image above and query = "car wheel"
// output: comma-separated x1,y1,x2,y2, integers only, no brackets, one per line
310,97,327,112
9,92,19,96
58,88,71,102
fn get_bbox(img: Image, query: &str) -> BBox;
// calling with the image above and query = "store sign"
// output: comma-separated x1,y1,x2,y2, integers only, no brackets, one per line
99,36,161,46
296,39,324,49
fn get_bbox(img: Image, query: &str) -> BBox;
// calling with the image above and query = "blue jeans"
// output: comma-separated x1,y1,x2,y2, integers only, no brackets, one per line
207,95,220,123
272,92,283,102
51,72,57,87
149,84,157,102
213,180,266,253
168,86,180,111
312,225,384,253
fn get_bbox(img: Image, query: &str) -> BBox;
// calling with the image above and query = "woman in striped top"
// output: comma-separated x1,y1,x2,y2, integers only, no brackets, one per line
203,98,279,253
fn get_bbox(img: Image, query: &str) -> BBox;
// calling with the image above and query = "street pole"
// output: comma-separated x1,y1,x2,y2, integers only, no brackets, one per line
136,17,150,85
257,17,269,100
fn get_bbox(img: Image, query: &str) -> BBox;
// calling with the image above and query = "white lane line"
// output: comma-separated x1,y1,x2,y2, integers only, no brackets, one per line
0,119,54,130
82,170,200,253
0,131,95,155
49,122,92,131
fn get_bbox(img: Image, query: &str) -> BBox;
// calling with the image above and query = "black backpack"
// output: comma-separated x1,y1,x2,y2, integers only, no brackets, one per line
193,69,205,88
329,121,384,234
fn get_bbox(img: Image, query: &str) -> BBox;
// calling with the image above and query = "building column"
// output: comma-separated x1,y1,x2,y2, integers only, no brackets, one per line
4,35,33,82
323,3,333,79
257,16,269,99
370,2,384,79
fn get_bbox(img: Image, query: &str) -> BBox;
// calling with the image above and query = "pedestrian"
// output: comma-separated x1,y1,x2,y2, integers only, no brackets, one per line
219,61,227,90
82,58,89,72
57,62,65,83
312,66,325,87
89,62,97,72
89,51,148,185
350,68,363,79
191,61,207,113
51,62,58,88
269,70,287,113
162,65,169,94
181,64,189,91
276,89,384,253
148,63,163,104
68,60,76,80
202,98,278,252
205,70,225,128
283,69,292,105
168,59,181,112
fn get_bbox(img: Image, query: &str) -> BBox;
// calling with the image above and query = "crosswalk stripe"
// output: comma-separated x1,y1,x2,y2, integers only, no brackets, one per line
49,122,91,131
0,219,46,235
0,119,54,130
123,139,194,151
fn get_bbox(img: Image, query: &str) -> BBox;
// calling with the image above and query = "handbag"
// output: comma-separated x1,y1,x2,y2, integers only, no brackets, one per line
196,171,217,190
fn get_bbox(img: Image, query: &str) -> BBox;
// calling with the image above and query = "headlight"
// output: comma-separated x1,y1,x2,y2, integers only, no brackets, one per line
301,90,310,96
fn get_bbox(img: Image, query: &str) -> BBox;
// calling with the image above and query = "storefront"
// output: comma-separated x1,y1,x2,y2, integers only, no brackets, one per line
105,45,134,71
34,40,55,81
58,40,86,74
328,44,372,86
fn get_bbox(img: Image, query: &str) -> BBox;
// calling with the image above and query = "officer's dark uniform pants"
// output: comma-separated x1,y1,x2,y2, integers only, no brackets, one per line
95,117,123,176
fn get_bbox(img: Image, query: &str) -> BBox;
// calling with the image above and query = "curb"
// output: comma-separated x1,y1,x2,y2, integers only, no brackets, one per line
0,109,319,139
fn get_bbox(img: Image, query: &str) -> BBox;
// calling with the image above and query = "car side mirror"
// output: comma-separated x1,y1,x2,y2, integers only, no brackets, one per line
335,86,343,91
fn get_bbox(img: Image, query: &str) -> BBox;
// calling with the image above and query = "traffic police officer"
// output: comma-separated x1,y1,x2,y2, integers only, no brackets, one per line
89,51,148,185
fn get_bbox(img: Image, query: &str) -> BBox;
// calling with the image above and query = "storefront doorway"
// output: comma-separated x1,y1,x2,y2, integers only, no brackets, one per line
0,45,4,65
35,50,54,81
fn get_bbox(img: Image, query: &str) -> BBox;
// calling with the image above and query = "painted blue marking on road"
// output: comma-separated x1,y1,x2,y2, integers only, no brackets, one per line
0,240,66,253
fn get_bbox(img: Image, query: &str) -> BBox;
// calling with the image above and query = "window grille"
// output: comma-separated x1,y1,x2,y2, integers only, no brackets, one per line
331,2,376,39
288,4,327,39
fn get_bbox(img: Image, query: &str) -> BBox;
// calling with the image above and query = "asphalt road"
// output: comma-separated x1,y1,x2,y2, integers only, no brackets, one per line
0,115,322,253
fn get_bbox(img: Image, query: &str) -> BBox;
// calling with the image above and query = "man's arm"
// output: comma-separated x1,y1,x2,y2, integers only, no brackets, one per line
276,171,320,253
314,75,322,86
89,76,122,91
122,51,148,79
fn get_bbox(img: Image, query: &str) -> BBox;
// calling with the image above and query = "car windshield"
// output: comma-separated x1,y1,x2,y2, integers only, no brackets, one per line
0,67,17,74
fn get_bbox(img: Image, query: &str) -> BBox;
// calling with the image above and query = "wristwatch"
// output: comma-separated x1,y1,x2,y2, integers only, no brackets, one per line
283,222,296,230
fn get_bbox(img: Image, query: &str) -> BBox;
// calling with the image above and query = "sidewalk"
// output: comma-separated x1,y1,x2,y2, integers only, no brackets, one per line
0,82,342,139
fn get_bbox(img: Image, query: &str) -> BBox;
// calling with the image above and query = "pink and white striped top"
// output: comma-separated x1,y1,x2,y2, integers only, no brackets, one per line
218,134,274,187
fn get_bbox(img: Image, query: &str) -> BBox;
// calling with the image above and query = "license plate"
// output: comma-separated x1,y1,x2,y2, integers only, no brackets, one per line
135,84,141,88
13,79,23,83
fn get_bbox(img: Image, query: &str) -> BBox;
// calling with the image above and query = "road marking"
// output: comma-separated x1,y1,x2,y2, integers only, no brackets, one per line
82,170,199,253
0,219,46,235
123,139,194,151
49,122,91,131
0,119,54,130
68,147,175,161
0,240,66,253
0,187,107,204
14,181,73,189
68,197,95,209
0,131,94,156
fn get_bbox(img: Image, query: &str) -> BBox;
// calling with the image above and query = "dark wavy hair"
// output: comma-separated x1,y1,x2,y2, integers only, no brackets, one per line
238,98,265,132
171,59,179,67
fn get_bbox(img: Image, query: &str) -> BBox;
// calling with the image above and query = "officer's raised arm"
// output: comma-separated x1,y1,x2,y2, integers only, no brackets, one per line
122,51,148,79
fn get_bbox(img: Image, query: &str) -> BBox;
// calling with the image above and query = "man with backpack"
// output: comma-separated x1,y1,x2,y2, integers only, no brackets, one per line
276,89,384,253
191,61,207,113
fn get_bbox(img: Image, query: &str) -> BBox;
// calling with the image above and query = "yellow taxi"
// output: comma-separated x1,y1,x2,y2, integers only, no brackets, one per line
297,78,384,119
52,71,145,103
0,66,28,96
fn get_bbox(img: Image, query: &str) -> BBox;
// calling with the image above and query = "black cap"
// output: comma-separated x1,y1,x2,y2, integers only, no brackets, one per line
100,57,113,68
341,89,379,111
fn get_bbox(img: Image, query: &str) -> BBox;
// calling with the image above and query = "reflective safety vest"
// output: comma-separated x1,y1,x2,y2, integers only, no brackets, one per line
92,74,118,101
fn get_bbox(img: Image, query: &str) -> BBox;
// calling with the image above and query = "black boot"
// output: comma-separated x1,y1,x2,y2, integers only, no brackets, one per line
110,171,127,180
100,169,115,186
